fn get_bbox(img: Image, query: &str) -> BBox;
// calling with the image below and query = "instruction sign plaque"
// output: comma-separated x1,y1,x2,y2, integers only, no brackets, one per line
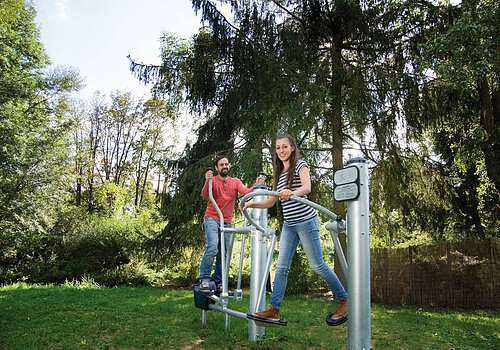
334,166,360,202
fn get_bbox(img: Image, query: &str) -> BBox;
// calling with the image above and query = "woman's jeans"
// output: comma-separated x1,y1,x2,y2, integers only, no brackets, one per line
270,216,348,309
199,217,231,284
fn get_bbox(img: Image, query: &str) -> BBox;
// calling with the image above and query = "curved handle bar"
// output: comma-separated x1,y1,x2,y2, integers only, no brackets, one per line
207,178,225,225
206,169,267,228
240,190,343,232
205,167,225,224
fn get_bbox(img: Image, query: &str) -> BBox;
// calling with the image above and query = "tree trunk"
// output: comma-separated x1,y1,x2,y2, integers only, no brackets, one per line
76,169,82,206
134,150,144,208
479,78,500,192
139,155,152,208
330,46,348,288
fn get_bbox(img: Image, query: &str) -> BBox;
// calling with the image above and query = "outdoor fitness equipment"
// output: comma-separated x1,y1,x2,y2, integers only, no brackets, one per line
193,168,283,340
193,158,371,349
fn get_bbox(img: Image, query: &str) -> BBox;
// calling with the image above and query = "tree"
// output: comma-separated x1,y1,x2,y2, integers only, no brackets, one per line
129,0,498,260
66,91,178,214
364,0,500,241
0,0,82,276
416,0,500,236
132,98,174,209
425,0,499,190
129,0,442,259
0,0,82,227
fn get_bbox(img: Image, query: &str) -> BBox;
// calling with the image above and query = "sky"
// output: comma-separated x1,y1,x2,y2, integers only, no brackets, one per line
33,0,205,100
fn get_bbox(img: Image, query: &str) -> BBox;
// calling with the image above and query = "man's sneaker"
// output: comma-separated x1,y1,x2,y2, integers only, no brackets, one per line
252,305,280,321
198,279,215,294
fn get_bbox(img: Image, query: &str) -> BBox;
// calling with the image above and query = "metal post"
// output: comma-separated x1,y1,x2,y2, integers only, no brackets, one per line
248,185,268,340
346,158,371,349
201,310,207,324
207,175,231,328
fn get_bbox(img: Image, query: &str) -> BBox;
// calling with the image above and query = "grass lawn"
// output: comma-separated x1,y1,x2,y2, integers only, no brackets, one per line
1,283,498,349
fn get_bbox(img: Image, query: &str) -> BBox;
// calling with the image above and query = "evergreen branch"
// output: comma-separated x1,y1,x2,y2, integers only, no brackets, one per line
301,146,332,152
127,55,165,85
192,0,240,35
308,164,334,171
271,0,303,23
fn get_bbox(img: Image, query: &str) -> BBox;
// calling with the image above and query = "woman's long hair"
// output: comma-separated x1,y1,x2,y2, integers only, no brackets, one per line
273,133,300,190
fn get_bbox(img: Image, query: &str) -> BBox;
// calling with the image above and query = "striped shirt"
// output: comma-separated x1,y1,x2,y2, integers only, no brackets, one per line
277,160,317,225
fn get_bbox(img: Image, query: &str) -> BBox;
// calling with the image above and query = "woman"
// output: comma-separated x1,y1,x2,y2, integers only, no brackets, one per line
240,133,348,326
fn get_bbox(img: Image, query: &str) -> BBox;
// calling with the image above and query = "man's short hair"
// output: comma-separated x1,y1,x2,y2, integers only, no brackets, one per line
214,155,228,168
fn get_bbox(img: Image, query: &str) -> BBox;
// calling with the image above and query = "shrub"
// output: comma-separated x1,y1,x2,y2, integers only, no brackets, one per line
0,208,162,284
96,260,160,286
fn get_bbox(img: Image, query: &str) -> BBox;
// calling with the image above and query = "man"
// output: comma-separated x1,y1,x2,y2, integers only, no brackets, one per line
198,155,264,293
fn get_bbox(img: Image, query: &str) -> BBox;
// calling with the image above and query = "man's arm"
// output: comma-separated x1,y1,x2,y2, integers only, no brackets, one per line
237,176,265,196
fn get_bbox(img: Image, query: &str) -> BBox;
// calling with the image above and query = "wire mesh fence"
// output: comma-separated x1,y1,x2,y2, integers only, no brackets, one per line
371,238,499,310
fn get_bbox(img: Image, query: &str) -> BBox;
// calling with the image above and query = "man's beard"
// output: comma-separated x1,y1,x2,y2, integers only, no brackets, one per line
219,168,229,177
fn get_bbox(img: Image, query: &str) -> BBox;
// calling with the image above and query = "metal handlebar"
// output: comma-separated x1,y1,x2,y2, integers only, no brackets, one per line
240,190,343,231
240,190,348,277
206,167,226,226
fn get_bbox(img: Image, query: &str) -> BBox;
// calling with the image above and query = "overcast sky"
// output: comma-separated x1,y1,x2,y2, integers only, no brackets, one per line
33,0,204,100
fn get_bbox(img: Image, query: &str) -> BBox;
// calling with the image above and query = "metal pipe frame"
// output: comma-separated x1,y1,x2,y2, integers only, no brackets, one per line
204,159,371,347
240,190,349,278
205,180,273,339
208,304,248,320
248,188,270,340
240,158,371,348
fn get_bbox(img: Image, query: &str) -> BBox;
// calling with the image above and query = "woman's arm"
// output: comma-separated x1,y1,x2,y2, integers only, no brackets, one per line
239,195,277,211
279,165,311,200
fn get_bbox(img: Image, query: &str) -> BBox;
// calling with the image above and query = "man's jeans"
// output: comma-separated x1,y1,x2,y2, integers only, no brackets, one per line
199,217,231,284
270,216,348,309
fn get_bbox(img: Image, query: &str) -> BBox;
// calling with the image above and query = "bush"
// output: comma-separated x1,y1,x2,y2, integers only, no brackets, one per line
57,230,130,279
0,208,161,284
96,260,161,286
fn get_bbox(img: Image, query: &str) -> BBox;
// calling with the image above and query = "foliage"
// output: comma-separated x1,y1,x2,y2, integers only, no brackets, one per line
127,0,500,257
2,0,499,289
0,207,162,285
0,0,47,103
0,0,84,283
400,0,500,240
0,4,180,286
286,248,330,294
53,217,132,279
127,0,375,257
98,259,163,286
67,92,178,214
370,149,453,243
